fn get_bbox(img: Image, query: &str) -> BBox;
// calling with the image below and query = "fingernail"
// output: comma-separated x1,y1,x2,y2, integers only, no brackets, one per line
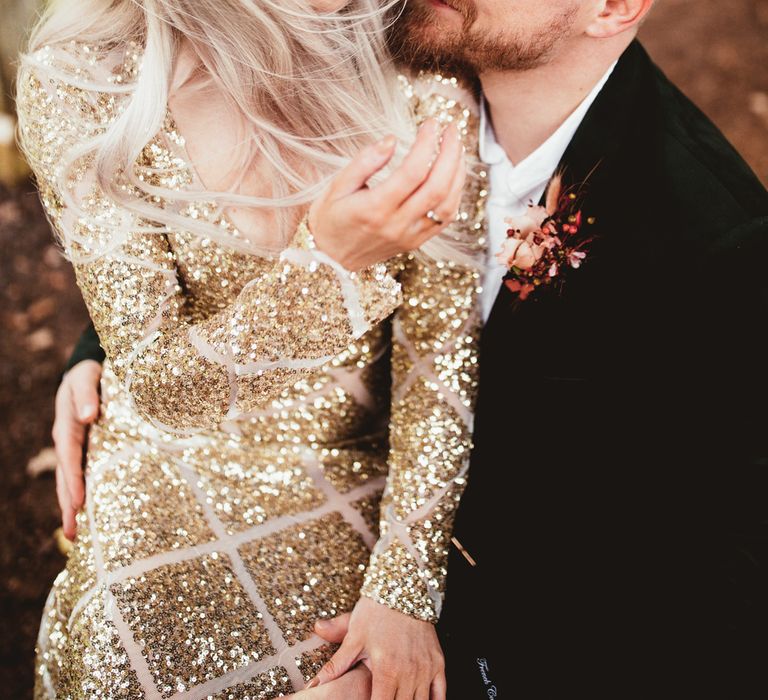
80,404,96,421
305,677,320,689
314,619,329,629
376,135,396,153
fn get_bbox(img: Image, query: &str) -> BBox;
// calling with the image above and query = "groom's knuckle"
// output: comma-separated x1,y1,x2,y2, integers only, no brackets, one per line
346,629,363,646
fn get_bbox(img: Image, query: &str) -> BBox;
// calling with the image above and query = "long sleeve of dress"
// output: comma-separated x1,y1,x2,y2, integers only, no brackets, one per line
360,246,483,624
16,53,402,433
358,72,486,623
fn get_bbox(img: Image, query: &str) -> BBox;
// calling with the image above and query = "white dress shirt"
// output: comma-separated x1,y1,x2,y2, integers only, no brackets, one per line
479,62,617,322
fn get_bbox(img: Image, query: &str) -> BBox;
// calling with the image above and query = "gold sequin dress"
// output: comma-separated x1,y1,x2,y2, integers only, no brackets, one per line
17,42,487,699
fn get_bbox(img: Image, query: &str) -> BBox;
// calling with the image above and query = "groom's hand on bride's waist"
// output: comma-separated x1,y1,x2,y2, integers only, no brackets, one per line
51,359,102,540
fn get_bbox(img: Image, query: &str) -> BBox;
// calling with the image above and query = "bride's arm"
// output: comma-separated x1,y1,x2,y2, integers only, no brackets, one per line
309,74,485,697
75,218,399,432
361,72,485,624
309,250,484,697
360,251,483,622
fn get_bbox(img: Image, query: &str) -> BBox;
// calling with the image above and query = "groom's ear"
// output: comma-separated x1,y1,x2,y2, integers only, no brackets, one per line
584,0,655,39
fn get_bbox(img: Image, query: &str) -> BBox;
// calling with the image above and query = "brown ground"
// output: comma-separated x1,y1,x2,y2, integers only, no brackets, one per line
1,1,766,697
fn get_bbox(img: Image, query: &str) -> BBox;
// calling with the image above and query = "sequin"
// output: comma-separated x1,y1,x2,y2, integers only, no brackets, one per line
295,644,338,684
351,492,383,538
205,670,294,700
238,513,371,644
111,553,275,695
317,445,389,494
89,449,216,570
181,442,325,535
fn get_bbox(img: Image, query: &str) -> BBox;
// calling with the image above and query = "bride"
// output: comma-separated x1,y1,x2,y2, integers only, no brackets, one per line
17,0,485,697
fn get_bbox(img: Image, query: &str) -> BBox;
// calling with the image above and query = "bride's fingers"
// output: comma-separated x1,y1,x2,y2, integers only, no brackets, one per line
311,637,363,687
329,136,398,200
430,670,447,700
410,148,467,245
396,124,462,236
443,148,467,218
369,118,442,206
292,665,371,699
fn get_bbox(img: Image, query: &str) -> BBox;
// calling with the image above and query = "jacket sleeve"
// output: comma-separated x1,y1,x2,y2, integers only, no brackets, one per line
17,57,402,433
59,322,105,386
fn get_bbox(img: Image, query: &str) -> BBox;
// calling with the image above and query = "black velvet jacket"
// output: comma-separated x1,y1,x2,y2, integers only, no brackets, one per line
435,41,768,698
67,40,768,697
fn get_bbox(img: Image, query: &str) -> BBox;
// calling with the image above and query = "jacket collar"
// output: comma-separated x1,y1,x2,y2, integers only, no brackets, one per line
546,40,656,204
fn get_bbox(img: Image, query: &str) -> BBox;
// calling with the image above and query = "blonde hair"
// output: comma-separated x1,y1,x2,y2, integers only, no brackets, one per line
17,0,477,263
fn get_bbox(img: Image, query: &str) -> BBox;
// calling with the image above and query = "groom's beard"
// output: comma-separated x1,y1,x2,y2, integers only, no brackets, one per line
388,0,578,75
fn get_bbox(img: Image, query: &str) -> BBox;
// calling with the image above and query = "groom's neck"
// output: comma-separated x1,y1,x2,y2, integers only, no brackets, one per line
479,35,634,165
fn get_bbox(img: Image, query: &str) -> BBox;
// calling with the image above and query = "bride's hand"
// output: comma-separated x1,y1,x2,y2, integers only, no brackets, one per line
307,597,446,700
308,118,465,271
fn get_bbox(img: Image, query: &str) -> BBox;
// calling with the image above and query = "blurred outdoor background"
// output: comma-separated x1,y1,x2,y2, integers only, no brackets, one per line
1,0,767,697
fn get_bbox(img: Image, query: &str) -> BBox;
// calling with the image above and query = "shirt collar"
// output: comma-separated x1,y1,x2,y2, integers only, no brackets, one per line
478,61,618,180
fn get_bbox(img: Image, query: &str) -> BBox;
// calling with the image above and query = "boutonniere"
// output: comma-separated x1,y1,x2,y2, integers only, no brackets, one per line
496,173,596,302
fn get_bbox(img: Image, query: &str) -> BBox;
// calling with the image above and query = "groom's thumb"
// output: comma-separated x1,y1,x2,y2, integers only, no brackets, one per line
331,136,397,198
313,613,351,643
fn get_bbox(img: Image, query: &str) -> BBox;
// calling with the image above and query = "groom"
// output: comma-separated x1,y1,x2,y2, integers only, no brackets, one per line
54,0,768,695
386,0,768,696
